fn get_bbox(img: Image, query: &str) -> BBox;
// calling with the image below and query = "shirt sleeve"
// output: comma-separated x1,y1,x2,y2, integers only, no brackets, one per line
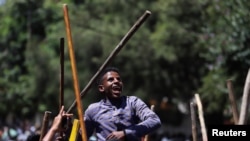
124,96,161,140
84,104,96,138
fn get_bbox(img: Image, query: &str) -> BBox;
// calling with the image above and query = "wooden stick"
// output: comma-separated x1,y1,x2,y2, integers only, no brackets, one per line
226,79,239,124
194,94,207,141
59,37,64,110
238,68,250,125
63,4,87,141
59,37,65,138
39,111,52,141
67,10,151,113
190,101,197,141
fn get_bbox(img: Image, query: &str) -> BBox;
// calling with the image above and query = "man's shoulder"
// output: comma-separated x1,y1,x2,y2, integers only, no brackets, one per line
126,95,139,101
87,101,102,110
85,101,102,117
125,96,143,105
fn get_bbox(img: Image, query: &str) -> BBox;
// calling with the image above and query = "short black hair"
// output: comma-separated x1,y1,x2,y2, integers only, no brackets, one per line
96,67,120,85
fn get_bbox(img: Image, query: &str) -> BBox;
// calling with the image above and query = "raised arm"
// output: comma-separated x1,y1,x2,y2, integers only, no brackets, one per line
42,106,73,141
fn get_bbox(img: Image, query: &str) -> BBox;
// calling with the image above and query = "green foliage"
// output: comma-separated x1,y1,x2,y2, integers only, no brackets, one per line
0,0,250,125
198,0,250,115
198,68,229,113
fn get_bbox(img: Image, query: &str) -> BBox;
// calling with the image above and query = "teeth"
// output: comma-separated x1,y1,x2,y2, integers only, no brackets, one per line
113,86,120,90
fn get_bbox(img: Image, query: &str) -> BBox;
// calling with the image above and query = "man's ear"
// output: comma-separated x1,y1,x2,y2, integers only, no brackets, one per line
98,85,104,93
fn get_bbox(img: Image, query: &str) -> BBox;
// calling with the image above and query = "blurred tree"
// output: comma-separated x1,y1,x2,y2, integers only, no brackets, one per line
0,0,250,126
198,0,250,117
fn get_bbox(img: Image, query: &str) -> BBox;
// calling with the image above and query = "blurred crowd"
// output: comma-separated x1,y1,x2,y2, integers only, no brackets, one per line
0,120,194,141
0,120,40,141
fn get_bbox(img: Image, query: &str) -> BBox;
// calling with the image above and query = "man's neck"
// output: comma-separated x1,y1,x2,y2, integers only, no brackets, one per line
107,97,123,107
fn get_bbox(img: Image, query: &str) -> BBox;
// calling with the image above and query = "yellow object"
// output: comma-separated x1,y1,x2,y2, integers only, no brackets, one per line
69,119,80,141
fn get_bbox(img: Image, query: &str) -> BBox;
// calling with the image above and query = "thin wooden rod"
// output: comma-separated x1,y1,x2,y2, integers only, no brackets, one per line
226,79,239,124
59,37,65,138
63,4,87,141
238,68,250,125
190,101,197,141
59,37,64,110
194,94,207,141
39,111,52,141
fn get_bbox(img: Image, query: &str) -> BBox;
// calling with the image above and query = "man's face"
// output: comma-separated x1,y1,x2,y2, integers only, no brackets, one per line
98,71,123,99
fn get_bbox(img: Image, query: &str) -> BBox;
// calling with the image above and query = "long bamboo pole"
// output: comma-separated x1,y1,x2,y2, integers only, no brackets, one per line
194,94,207,141
59,37,65,138
63,4,87,141
238,68,250,125
226,79,239,124
67,10,151,113
39,111,52,141
59,37,64,110
190,102,197,141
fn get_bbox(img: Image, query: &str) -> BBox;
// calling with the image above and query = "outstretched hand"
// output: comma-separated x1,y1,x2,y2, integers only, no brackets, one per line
42,106,73,141
50,105,73,132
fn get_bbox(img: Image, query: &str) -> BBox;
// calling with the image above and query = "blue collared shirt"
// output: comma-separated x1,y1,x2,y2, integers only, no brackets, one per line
84,96,161,141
